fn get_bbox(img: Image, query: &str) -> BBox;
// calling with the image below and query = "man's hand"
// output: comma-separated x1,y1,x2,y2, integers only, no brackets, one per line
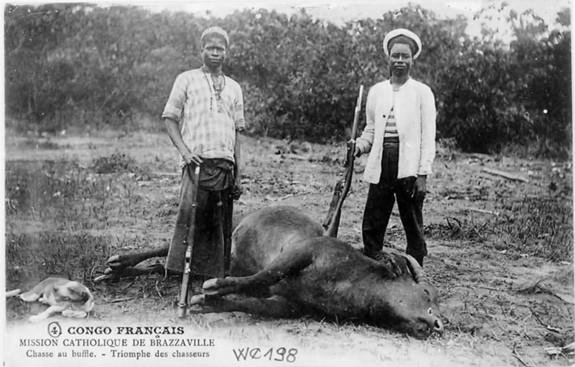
347,139,361,157
232,180,243,200
411,175,427,199
181,149,203,166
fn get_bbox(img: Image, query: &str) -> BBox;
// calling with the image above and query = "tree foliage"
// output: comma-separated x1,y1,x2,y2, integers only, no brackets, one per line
438,4,571,156
4,3,571,157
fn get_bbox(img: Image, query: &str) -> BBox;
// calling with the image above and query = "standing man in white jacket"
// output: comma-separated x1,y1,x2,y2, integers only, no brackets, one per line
354,28,436,266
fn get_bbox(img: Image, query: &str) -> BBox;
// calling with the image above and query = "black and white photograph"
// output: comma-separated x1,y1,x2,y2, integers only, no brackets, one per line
3,0,573,366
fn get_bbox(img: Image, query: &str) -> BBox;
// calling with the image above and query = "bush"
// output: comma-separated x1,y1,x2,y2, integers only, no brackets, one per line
438,45,533,153
4,4,571,156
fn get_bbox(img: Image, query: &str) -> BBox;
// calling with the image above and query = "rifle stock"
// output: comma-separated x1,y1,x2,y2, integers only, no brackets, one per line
177,165,201,318
323,85,364,237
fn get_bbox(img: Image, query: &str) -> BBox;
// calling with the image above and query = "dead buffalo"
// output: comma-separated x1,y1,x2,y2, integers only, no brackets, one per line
99,206,443,338
197,206,443,338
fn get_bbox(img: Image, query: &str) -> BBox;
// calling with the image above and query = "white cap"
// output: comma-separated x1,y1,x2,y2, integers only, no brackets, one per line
383,28,422,59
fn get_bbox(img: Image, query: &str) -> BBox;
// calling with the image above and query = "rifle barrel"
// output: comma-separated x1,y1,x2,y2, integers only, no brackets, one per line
324,85,364,237
177,165,201,318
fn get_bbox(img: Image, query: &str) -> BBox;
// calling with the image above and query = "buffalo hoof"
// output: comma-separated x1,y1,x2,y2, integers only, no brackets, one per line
189,294,205,305
93,263,165,283
202,278,222,295
93,268,122,283
106,254,140,271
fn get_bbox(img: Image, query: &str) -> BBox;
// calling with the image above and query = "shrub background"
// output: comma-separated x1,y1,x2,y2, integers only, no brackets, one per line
4,3,571,158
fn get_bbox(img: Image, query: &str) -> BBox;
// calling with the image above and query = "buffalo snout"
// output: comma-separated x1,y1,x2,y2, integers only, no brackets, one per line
403,313,443,339
433,316,444,334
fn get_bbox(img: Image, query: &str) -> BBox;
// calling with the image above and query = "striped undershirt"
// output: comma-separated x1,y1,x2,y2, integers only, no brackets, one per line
384,106,399,140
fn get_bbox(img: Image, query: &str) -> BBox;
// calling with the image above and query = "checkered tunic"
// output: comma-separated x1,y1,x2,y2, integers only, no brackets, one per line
162,68,246,166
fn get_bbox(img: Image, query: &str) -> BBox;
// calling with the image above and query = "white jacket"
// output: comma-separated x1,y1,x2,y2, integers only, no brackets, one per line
356,78,436,183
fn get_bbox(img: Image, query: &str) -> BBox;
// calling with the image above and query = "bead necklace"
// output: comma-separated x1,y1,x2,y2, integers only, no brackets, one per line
202,67,226,113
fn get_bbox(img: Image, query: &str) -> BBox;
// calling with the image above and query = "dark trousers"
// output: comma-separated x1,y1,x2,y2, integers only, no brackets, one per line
362,142,427,263
165,164,233,278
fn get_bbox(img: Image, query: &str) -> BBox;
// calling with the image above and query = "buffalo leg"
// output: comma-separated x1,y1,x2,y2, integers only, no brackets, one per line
94,245,171,283
106,245,169,271
190,294,301,318
203,242,314,296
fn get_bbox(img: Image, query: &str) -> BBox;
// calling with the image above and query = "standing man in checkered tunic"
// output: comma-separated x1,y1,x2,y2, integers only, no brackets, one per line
162,27,245,279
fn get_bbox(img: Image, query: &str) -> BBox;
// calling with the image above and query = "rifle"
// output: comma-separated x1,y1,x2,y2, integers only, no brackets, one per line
177,164,201,318
323,85,364,238
215,193,226,278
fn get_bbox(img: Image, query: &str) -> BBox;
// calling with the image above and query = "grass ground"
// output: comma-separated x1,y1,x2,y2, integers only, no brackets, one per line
4,130,574,366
